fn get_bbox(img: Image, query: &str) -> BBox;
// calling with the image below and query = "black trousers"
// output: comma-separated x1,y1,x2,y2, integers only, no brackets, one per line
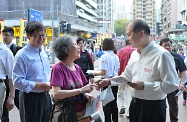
102,86,118,122
129,97,166,122
183,82,187,100
167,90,179,122
19,91,52,122
1,78,19,122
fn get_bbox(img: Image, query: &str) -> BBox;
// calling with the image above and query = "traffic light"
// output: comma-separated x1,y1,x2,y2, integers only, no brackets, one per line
59,21,71,34
60,21,66,33
67,24,71,34
156,22,162,35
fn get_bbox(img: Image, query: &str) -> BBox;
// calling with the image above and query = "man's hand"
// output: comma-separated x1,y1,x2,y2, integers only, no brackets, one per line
127,81,144,90
179,83,184,91
95,79,111,90
35,82,50,91
6,96,14,111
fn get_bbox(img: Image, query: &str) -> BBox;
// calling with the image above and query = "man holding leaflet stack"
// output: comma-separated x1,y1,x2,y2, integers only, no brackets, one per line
95,18,179,122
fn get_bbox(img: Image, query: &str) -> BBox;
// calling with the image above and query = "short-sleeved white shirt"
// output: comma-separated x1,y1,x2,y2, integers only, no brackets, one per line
99,50,120,78
0,42,14,79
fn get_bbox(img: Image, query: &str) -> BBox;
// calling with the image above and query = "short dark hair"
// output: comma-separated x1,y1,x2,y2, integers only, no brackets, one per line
53,36,75,61
76,37,84,44
102,38,114,51
159,37,172,46
25,21,45,35
130,19,150,35
2,27,14,36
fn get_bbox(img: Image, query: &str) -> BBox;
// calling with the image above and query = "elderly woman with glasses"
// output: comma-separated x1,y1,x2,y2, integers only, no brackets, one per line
50,36,95,122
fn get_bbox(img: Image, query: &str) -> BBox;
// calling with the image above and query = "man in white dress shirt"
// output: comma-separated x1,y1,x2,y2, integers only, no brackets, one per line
96,19,179,122
0,24,15,119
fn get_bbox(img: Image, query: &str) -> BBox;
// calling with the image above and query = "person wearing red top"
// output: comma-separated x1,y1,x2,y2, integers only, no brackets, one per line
117,40,136,75
117,40,135,118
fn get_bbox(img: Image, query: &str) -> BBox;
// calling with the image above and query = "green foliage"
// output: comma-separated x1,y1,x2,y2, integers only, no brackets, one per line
114,19,129,37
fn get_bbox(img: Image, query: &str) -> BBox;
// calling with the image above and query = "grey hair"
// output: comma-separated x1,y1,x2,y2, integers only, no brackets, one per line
52,35,76,61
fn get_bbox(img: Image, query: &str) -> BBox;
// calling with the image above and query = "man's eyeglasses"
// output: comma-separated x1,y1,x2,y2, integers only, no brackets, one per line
2,34,12,37
31,34,46,39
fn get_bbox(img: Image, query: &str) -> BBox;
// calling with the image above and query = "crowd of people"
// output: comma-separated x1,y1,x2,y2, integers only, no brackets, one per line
0,18,187,122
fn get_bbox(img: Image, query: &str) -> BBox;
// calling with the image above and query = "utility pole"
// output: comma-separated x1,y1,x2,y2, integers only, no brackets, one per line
51,0,55,64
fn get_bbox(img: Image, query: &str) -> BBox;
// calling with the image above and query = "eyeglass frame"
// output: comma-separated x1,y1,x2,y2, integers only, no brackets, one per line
30,34,46,39
2,34,13,37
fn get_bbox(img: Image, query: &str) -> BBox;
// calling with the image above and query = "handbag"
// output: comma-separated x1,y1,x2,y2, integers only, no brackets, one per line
50,99,78,122
99,86,115,106
50,94,88,122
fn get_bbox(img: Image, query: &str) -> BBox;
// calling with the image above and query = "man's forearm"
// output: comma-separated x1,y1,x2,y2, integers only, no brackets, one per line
180,71,186,83
9,79,15,98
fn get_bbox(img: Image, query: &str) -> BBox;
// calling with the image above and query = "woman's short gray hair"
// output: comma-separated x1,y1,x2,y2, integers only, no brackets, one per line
52,35,76,61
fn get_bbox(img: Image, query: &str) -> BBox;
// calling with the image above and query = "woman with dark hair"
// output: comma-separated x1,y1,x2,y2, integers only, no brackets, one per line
74,37,94,83
94,38,120,122
50,36,95,122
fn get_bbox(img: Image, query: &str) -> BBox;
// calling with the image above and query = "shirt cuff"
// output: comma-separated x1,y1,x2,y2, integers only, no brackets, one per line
25,82,36,93
110,80,124,86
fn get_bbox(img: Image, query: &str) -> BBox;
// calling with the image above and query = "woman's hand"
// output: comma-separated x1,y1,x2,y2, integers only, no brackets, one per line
85,93,94,105
80,84,96,93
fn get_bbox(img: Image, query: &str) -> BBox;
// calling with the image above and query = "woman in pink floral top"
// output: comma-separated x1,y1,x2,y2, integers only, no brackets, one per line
50,36,95,122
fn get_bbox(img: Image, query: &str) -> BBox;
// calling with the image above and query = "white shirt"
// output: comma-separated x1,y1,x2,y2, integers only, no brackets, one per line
0,42,14,79
99,50,120,78
115,41,179,100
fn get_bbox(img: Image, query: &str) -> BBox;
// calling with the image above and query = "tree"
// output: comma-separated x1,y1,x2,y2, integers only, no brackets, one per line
114,19,129,37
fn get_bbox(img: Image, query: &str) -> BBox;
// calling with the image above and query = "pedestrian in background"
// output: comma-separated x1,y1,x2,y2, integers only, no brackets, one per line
0,24,15,119
94,38,120,122
13,21,51,122
50,36,95,122
160,37,186,122
74,37,94,83
86,45,94,60
1,27,22,122
95,18,179,122
117,39,135,118
96,45,104,58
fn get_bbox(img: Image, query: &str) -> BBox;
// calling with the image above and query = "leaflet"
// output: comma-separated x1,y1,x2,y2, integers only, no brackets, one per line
110,76,130,84
86,70,100,75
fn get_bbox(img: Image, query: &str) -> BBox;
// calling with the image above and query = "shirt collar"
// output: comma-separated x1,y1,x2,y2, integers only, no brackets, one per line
27,43,42,53
103,50,113,53
6,42,13,48
139,41,154,56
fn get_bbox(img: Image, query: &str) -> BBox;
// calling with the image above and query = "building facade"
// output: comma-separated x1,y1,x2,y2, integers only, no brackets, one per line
133,0,156,37
94,0,115,35
114,0,133,20
161,0,186,41
0,0,100,35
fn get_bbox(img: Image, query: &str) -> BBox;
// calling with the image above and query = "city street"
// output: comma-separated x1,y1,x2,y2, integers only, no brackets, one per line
6,59,187,122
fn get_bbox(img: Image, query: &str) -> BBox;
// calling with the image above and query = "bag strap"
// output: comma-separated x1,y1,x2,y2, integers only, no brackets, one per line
49,103,55,122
